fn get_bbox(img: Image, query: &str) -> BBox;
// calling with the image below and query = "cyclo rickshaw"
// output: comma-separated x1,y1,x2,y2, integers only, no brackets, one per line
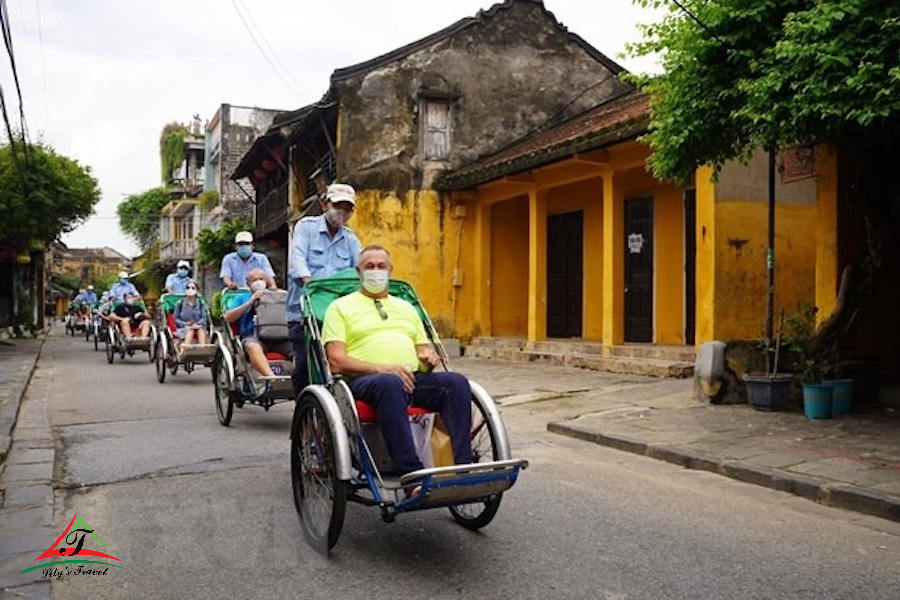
89,301,111,351
290,270,528,554
154,293,218,383
103,299,157,364
212,289,295,425
65,300,90,336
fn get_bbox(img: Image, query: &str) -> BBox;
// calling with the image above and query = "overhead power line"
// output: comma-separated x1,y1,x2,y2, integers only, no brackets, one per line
228,0,307,101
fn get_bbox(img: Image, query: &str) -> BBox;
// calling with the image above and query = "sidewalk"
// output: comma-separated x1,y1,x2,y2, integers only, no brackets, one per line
454,356,900,524
0,330,52,599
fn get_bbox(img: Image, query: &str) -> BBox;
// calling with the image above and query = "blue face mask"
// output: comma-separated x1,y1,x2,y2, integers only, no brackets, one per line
237,245,252,259
177,268,188,277
119,278,128,284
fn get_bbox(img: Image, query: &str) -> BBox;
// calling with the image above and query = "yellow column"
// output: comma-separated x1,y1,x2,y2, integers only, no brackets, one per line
695,166,716,344
601,168,624,346
473,201,492,337
528,188,547,341
815,143,839,324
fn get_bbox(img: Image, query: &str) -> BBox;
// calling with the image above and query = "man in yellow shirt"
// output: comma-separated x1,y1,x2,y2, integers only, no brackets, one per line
322,245,472,475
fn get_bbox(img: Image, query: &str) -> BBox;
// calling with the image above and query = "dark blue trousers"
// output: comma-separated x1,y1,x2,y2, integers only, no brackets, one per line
288,321,308,398
348,371,473,473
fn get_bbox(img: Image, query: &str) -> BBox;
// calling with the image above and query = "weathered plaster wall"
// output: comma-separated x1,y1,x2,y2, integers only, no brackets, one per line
704,149,818,341
334,1,629,195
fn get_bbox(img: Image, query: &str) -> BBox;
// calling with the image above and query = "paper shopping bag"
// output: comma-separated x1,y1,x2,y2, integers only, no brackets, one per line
430,415,455,467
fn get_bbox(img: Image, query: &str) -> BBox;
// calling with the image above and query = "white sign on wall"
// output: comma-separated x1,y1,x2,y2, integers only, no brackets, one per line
628,232,644,254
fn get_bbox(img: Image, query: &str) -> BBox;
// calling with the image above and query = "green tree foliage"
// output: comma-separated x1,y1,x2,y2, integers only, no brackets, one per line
92,271,118,295
117,187,170,252
159,122,188,183
630,0,900,182
0,140,100,252
629,0,900,355
196,218,253,270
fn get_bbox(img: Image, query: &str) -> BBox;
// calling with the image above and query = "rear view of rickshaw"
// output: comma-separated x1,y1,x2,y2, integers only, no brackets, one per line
154,293,218,383
290,271,527,554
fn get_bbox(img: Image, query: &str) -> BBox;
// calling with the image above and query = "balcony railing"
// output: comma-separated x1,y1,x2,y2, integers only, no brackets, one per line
160,239,196,261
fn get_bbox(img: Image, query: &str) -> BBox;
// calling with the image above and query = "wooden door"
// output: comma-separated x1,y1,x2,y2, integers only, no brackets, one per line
684,190,697,345
547,211,583,338
625,198,653,342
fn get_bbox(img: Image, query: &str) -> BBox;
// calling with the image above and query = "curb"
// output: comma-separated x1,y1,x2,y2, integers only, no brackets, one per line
548,421,900,524
0,334,47,467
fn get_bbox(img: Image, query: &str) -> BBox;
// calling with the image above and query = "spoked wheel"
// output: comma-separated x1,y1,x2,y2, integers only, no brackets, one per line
155,340,167,383
213,350,233,426
291,392,347,553
93,327,100,351
105,338,114,364
448,396,503,530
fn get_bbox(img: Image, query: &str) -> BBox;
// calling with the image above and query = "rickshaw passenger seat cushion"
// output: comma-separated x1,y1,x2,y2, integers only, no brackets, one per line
166,314,177,333
355,400,428,423
265,351,289,361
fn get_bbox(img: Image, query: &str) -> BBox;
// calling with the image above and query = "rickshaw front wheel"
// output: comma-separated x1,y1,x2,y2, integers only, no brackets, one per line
291,392,347,553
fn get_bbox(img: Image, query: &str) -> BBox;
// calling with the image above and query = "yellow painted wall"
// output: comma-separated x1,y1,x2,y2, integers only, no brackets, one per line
350,189,462,337
653,185,685,344
695,166,716,344
710,202,816,340
490,198,529,335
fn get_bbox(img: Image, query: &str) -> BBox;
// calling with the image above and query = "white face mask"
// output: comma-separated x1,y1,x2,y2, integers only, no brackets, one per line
324,207,350,228
361,269,389,294
250,280,267,292
186,288,197,297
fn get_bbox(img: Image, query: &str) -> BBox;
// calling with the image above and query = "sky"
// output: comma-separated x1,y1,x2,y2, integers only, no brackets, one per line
3,0,664,259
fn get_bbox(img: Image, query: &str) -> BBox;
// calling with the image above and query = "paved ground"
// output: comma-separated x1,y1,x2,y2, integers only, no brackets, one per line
1,325,899,597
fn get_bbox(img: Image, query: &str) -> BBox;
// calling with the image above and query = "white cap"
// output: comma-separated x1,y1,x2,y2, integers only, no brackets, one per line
118,271,128,279
87,285,93,290
177,260,190,268
326,183,356,206
235,231,253,244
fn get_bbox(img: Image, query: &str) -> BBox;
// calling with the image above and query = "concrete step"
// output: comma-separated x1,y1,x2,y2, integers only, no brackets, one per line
464,345,694,378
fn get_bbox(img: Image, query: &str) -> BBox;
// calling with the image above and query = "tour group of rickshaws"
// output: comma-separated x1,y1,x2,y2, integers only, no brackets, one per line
72,271,528,555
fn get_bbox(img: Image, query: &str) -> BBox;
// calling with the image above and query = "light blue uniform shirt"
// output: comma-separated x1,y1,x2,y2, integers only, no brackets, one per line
108,281,139,301
219,252,275,289
165,273,194,294
287,215,362,322
83,291,97,303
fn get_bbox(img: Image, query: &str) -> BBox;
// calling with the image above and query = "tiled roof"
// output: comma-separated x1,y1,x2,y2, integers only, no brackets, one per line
331,0,624,84
437,91,649,190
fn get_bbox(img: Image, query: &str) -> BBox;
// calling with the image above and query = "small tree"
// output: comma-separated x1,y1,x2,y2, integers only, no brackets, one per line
117,187,170,252
629,0,900,360
0,139,100,251
159,122,188,183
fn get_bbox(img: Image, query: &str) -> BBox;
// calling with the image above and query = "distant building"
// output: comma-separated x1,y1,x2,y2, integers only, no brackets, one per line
53,245,131,283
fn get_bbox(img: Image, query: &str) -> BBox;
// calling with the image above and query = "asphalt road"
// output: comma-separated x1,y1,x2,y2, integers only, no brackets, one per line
44,332,900,599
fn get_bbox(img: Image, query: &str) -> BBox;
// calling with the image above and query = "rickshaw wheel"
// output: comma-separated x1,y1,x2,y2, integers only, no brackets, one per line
155,339,166,383
291,392,347,552
93,327,100,351
448,396,503,530
105,338,114,364
213,350,233,426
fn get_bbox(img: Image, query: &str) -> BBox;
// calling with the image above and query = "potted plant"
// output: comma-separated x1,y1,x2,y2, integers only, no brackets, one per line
784,302,834,419
743,311,793,411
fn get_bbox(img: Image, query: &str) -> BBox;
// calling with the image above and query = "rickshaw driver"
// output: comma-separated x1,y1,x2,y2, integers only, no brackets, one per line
322,244,472,481
223,268,287,379
110,292,151,338
108,271,139,301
